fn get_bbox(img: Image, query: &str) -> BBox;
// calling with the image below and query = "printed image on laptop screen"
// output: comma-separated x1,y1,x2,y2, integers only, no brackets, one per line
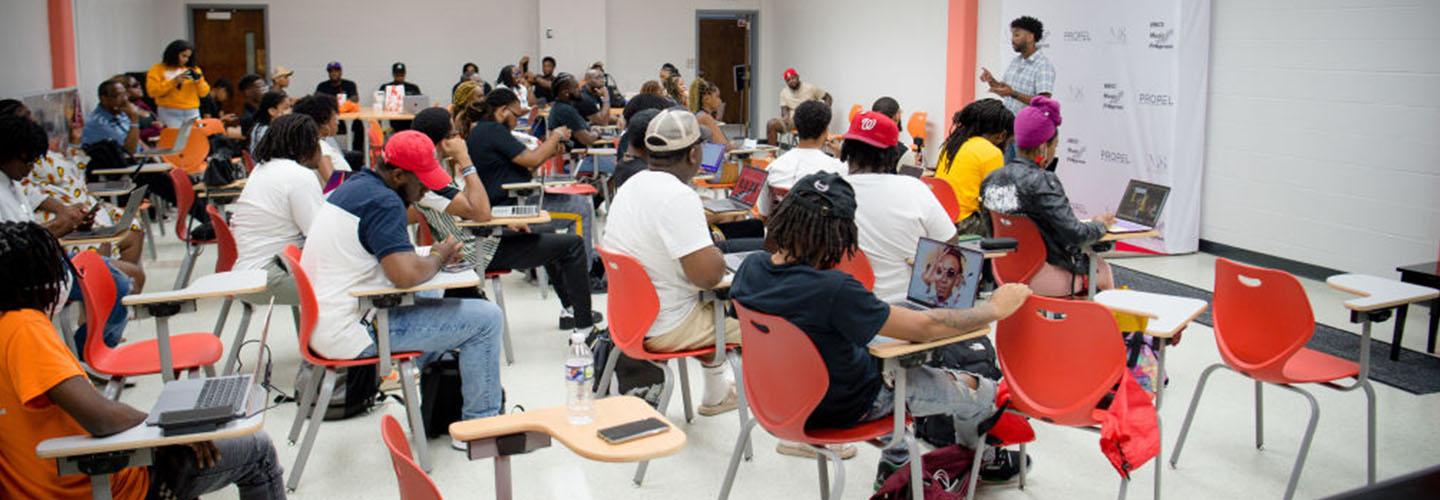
731,166,767,206
906,238,978,309
700,143,725,173
1115,180,1171,226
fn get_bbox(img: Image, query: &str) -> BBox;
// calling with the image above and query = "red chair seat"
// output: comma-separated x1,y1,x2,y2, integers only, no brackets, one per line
308,350,424,369
805,414,901,445
485,270,510,278
1276,348,1359,384
90,333,224,377
628,343,740,362
546,184,598,196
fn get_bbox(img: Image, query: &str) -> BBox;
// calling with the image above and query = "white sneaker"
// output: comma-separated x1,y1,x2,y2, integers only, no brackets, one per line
451,438,467,452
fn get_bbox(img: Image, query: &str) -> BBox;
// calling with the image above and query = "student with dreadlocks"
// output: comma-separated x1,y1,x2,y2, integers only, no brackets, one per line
231,113,326,307
935,99,1014,236
0,221,288,499
729,172,1033,488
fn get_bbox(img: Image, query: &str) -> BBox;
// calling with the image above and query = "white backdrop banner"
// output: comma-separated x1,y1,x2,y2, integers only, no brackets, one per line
998,0,1210,254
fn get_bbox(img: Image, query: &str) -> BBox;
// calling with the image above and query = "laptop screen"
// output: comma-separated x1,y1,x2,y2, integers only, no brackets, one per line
729,166,769,207
905,238,983,309
1115,180,1171,226
700,143,725,173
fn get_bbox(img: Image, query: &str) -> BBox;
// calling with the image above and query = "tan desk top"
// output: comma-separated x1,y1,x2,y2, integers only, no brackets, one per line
338,111,415,121
1327,274,1440,312
726,145,780,156
502,180,577,191
449,396,686,463
581,148,617,157
123,270,267,306
194,179,246,191
90,163,172,176
350,268,480,298
60,232,128,247
868,326,991,359
456,211,551,228
38,412,264,459
1099,230,1159,242
1094,289,1208,339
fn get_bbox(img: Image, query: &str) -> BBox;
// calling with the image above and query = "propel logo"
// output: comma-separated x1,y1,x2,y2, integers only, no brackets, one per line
1100,149,1131,165
1149,21,1175,49
1067,85,1085,103
1063,30,1091,43
1102,83,1125,110
1136,93,1174,106
1065,137,1087,165
1107,26,1128,45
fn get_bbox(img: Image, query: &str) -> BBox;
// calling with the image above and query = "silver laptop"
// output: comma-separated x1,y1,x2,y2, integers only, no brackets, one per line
724,250,763,273
893,237,984,311
134,118,195,158
66,185,147,239
1108,180,1171,233
87,179,136,194
146,299,273,425
403,95,430,115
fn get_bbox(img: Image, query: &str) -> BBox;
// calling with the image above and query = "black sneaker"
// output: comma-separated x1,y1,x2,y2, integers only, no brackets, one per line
559,311,605,330
589,274,608,294
979,449,1031,484
874,457,907,491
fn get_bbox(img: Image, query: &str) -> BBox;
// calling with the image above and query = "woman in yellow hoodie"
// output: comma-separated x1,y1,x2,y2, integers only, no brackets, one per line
145,40,211,127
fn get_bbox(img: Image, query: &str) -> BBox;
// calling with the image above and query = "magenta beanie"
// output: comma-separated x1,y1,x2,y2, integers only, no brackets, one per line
1013,96,1062,149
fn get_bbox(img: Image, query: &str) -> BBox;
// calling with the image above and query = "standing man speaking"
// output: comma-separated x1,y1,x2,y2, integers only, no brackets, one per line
981,16,1054,162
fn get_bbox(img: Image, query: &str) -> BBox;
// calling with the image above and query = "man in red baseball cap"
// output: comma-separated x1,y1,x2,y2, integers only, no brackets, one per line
766,67,832,145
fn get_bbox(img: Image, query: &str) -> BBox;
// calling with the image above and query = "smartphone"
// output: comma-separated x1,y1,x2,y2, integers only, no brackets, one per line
443,261,476,274
597,418,669,445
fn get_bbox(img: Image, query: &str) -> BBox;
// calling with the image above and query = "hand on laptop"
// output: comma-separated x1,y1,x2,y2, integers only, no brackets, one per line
433,236,464,267
986,283,1032,321
1094,212,1118,227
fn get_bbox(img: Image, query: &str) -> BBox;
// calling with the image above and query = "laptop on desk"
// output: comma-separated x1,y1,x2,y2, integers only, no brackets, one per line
66,185,148,240
724,250,764,273
893,237,984,311
699,143,725,178
1107,180,1171,233
703,165,768,214
403,95,430,115
146,299,274,425
87,179,136,194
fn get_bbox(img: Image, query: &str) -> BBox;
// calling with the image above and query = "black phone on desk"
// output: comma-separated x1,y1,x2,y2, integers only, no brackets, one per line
597,418,669,444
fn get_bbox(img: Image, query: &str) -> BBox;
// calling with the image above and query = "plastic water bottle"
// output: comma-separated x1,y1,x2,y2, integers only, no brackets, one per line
565,332,595,425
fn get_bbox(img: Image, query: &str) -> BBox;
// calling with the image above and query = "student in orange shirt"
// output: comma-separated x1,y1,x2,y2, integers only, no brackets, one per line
0,222,286,499
934,99,1014,236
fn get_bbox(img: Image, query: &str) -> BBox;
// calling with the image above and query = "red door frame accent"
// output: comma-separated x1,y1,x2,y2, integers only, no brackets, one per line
48,0,77,89
944,0,979,132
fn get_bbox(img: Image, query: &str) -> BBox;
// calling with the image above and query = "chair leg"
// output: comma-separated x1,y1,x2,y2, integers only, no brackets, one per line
490,277,514,365
595,349,621,397
174,243,201,289
104,377,125,400
1273,384,1321,500
290,306,301,333
398,359,432,472
1019,441,1027,490
287,368,336,492
677,358,695,423
140,210,158,260
287,363,319,445
1117,476,1130,500
816,445,845,500
634,360,676,486
222,303,254,375
1170,363,1225,467
817,453,829,500
212,297,234,340
1255,380,1265,450
1361,379,1377,485
717,419,759,500
964,439,986,500
202,364,216,377
537,267,549,300
727,350,753,461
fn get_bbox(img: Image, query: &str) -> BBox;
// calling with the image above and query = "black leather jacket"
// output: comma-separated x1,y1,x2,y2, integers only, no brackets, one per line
980,157,1105,274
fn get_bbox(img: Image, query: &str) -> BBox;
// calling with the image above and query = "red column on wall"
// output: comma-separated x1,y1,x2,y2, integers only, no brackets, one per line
48,0,77,89
944,0,979,129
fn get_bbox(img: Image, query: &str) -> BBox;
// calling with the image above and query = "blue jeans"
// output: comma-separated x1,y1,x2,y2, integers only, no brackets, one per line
149,431,285,500
861,366,997,463
540,193,597,265
70,257,129,355
359,297,505,420
573,156,616,175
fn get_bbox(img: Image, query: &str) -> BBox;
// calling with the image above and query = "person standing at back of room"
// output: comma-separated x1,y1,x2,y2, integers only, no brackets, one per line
145,39,211,128
980,16,1053,162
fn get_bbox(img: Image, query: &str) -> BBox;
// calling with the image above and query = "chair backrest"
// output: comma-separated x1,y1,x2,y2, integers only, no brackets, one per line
379,415,443,500
594,246,662,357
907,112,928,144
919,176,961,222
167,167,196,241
988,212,1046,286
733,301,830,442
241,149,256,174
71,251,120,367
1212,258,1315,382
834,249,876,291
367,119,385,164
206,205,237,273
848,104,863,123
281,245,326,365
172,120,215,174
996,295,1126,427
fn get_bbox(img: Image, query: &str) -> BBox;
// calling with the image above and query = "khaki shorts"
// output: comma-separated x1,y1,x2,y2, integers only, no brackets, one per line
238,256,300,307
644,301,741,353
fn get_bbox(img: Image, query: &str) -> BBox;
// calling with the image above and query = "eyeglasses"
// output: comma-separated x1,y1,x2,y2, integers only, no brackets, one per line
934,267,961,279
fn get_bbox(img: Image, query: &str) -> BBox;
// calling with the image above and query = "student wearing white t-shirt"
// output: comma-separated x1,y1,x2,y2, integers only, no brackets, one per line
842,111,957,303
232,114,326,305
601,109,740,416
290,95,351,185
757,100,847,217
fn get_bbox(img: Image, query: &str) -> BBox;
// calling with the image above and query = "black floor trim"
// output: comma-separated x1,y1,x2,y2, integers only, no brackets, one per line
1199,239,1345,282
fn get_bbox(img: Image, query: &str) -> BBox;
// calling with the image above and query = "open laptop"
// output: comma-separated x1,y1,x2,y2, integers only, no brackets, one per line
894,237,984,311
146,299,274,425
133,118,195,159
403,95,430,115
699,143,725,177
724,250,763,273
66,185,148,239
1108,180,1171,233
703,165,768,213
87,179,136,194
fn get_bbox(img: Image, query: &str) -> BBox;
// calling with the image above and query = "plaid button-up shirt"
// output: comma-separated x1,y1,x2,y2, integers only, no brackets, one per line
1001,50,1056,115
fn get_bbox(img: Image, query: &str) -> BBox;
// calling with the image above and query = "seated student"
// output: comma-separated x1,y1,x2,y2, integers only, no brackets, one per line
378,62,422,131
114,74,162,143
871,96,918,170
0,114,135,353
0,221,286,499
936,99,1013,236
495,64,532,113
248,90,292,156
843,111,957,302
410,108,602,333
232,114,325,306
550,73,616,178
290,94,351,182
981,96,1116,296
601,109,741,415
81,79,142,154
689,78,728,146
729,172,1031,484
580,69,615,127
614,93,674,189
300,131,505,448
756,100,847,217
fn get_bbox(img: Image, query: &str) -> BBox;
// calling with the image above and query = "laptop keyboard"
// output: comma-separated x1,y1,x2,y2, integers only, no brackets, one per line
197,377,246,410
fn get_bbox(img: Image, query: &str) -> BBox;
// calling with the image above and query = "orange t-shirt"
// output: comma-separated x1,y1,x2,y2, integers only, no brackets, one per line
0,309,149,500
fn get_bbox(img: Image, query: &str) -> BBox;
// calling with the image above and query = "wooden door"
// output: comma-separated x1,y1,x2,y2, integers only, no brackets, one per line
191,8,266,114
698,16,751,127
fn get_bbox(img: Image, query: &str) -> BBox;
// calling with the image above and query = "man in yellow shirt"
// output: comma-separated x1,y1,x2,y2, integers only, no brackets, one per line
934,99,1013,235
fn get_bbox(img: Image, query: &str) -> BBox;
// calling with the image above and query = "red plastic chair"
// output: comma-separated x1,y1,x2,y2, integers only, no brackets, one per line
368,120,386,166
281,245,431,492
719,302,897,500
241,149,256,174
380,415,443,500
72,251,223,399
920,176,961,222
834,249,875,291
167,167,216,289
206,205,237,273
594,245,748,486
988,212,1046,288
996,294,1149,499
1170,258,1371,500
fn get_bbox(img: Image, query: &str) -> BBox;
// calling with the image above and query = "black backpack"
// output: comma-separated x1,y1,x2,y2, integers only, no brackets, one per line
293,364,380,421
420,351,463,438
81,140,131,181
